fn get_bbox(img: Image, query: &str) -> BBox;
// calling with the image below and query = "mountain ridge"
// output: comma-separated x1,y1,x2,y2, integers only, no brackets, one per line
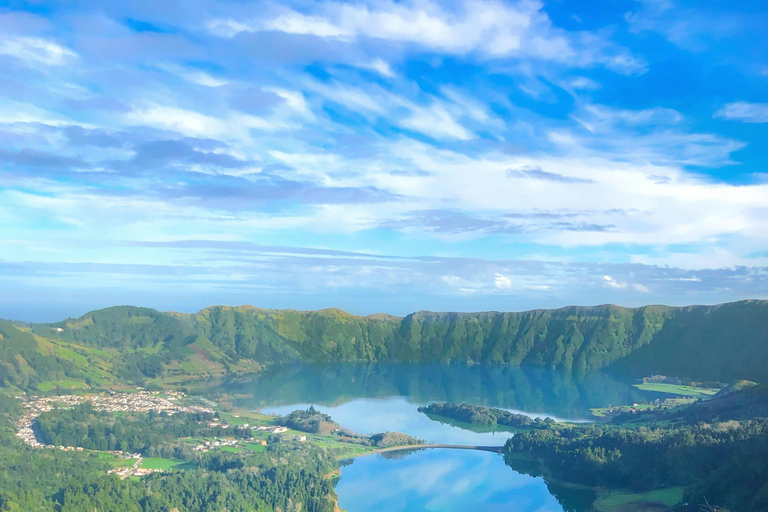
2,299,767,392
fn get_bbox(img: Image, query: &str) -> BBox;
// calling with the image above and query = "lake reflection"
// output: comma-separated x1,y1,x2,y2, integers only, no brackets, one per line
262,397,516,444
336,449,567,512
215,364,642,512
222,362,651,418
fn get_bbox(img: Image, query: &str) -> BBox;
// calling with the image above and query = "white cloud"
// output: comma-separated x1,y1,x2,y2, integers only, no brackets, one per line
303,78,486,139
206,19,250,38
206,0,642,72
264,88,312,117
264,12,350,38
0,35,77,66
127,105,226,138
573,104,683,133
304,80,387,116
218,0,535,54
400,104,473,140
156,64,230,87
186,71,229,87
494,273,512,289
125,104,295,139
367,58,395,77
715,102,768,123
603,275,627,289
569,76,601,90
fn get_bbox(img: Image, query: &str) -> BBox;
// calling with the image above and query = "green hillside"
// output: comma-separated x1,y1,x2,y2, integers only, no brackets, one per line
38,303,676,370
4,299,767,392
611,300,768,382
0,319,118,391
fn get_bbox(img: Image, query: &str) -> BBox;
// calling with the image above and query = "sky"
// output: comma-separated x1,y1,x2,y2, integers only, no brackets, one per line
1,0,767,321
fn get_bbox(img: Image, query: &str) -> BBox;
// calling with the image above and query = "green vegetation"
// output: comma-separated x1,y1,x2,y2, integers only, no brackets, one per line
140,457,189,470
280,407,424,451
3,299,768,511
36,404,246,455
313,439,374,458
13,299,766,391
596,486,686,511
715,379,757,396
0,397,343,512
590,397,696,419
505,383,768,512
632,382,719,397
367,431,424,449
418,402,554,430
281,406,339,434
0,319,106,392
3,300,768,395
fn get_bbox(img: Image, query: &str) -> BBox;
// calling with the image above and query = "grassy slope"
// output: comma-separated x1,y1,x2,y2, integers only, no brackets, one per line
0,319,121,392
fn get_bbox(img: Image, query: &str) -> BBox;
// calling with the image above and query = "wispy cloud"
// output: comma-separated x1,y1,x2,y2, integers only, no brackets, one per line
715,102,768,123
0,35,78,66
207,0,645,73
506,165,594,184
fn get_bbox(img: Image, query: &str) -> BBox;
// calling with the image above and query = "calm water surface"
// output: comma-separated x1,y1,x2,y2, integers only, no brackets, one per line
336,449,565,512
261,397,521,444
218,364,651,512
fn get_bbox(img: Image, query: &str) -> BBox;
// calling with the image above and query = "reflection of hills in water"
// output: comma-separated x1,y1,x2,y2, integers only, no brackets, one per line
217,363,654,418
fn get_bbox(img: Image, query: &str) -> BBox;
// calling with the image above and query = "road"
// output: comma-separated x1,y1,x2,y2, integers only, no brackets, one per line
121,456,144,480
357,443,504,458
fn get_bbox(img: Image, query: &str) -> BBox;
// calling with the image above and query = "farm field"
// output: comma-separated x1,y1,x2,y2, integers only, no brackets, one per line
633,383,719,398
140,458,194,471
596,486,687,511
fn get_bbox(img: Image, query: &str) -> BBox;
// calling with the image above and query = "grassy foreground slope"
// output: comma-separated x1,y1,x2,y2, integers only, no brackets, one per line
4,299,767,392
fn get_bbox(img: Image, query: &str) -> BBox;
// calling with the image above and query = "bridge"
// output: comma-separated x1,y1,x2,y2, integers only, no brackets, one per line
359,443,505,457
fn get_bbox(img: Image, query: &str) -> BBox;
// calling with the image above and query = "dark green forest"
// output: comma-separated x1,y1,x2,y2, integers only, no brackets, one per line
418,402,554,429
504,383,768,512
0,442,338,512
36,404,247,455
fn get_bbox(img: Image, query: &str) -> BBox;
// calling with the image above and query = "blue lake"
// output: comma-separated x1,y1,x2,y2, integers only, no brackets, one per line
219,363,652,512
336,449,565,512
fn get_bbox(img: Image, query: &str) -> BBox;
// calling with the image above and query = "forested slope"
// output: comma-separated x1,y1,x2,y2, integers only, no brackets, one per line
611,300,768,382
504,382,768,512
10,299,768,390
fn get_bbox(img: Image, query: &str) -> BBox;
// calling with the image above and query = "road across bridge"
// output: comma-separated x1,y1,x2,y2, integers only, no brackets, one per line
360,443,505,457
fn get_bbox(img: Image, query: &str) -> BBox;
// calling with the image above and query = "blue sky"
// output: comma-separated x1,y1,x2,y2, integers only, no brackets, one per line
1,0,767,321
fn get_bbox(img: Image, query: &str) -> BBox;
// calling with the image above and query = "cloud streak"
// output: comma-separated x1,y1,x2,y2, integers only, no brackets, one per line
715,102,768,123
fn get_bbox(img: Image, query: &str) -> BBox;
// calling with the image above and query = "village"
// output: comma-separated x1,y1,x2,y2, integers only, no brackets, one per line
13,390,318,479
15,390,214,449
591,396,698,419
189,424,305,452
